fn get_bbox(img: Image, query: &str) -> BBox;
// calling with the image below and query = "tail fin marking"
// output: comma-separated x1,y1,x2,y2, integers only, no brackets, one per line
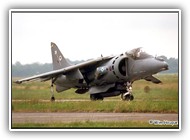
51,42,71,70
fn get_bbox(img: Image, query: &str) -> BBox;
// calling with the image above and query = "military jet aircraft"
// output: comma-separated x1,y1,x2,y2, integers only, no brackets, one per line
15,42,168,101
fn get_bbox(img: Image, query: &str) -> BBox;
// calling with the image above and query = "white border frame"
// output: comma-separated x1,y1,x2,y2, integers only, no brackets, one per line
9,9,181,131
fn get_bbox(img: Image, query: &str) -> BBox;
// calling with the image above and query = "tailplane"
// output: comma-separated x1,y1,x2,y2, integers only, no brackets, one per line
51,42,71,70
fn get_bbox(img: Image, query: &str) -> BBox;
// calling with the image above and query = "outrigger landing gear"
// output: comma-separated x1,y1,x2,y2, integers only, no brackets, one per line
121,82,134,101
50,82,55,102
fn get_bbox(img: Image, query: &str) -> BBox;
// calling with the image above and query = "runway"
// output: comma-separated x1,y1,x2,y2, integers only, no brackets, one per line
12,99,177,102
12,112,178,124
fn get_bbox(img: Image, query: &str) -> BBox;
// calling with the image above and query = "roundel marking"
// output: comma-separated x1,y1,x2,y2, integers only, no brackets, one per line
101,67,104,72
59,55,62,61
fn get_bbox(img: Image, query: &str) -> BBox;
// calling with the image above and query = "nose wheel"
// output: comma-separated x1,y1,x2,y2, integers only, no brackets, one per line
121,93,134,101
121,82,134,101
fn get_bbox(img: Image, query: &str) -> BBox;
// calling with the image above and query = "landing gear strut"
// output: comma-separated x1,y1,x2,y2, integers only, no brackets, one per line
121,82,134,101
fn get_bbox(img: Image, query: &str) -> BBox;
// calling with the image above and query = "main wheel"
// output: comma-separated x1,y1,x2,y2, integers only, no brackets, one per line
90,94,104,101
90,94,96,101
97,96,104,100
121,94,134,101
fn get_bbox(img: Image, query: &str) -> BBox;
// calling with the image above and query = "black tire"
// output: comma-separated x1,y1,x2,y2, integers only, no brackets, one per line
51,96,55,102
90,94,97,101
121,94,134,101
130,95,134,101
90,94,104,101
125,94,131,101
97,96,104,100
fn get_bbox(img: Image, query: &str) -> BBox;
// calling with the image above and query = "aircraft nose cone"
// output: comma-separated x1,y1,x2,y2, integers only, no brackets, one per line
160,61,169,71
164,62,169,70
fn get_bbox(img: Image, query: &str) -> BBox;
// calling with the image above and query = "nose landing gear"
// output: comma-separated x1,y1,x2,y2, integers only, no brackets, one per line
121,92,134,101
121,82,134,101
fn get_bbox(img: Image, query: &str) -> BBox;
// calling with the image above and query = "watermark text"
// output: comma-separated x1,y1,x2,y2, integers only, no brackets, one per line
149,120,178,126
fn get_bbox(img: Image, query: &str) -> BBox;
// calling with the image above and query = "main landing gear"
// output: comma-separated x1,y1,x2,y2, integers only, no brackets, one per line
90,94,104,101
121,82,134,101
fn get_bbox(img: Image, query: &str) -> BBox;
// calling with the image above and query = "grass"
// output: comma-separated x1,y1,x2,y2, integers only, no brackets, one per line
12,74,179,113
12,100,178,113
11,74,179,128
12,120,178,128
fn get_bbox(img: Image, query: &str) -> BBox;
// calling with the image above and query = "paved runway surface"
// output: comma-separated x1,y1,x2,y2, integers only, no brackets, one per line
12,99,177,102
12,112,178,124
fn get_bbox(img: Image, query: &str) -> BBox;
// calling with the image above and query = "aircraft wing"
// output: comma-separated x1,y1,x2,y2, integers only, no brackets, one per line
144,75,162,84
15,56,114,84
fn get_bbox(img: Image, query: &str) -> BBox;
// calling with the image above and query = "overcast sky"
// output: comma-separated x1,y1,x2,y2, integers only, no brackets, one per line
11,10,179,64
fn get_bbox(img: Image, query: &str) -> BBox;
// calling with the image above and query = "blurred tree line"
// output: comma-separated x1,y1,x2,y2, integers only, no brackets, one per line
12,57,178,77
159,56,178,74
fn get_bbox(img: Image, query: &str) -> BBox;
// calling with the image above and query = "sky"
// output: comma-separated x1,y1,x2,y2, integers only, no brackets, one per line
11,10,179,64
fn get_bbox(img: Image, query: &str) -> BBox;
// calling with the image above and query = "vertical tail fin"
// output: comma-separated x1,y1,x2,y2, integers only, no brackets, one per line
51,42,71,70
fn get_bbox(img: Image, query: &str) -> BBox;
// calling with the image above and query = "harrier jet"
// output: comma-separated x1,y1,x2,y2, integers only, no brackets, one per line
15,42,168,101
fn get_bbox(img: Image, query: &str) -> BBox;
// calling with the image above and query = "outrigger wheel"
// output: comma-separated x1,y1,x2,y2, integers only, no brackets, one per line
50,82,55,102
51,96,55,102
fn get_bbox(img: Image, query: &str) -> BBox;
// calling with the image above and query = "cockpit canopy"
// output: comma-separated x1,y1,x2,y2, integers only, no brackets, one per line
125,47,153,60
